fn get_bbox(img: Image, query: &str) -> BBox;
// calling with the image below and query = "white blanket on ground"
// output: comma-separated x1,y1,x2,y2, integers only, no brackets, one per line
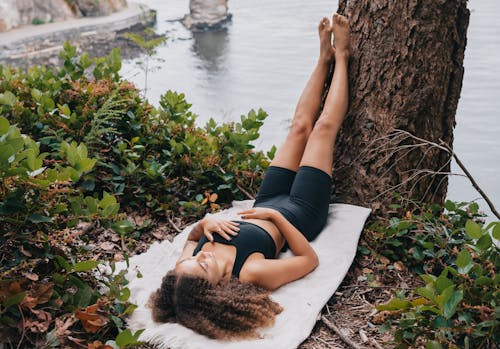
121,200,371,349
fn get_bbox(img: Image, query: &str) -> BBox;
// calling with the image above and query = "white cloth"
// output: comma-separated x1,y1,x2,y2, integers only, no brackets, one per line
121,200,371,349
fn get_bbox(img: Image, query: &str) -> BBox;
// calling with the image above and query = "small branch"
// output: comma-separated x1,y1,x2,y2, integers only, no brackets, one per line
321,316,364,349
370,338,386,349
236,183,255,200
439,140,500,220
168,216,183,234
17,305,26,349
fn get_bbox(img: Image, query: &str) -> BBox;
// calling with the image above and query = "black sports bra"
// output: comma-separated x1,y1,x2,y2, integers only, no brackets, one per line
192,221,277,277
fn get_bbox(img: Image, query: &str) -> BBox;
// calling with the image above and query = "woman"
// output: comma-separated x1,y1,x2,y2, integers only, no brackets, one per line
150,13,350,340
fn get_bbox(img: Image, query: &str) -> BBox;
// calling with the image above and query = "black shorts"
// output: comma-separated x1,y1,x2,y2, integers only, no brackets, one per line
253,165,333,241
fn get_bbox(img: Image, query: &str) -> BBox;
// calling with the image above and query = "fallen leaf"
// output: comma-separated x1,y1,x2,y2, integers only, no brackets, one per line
34,283,53,304
99,241,115,251
23,272,39,281
393,261,405,271
113,253,124,262
19,245,32,257
209,193,218,202
362,268,373,274
25,309,52,333
75,304,108,333
88,341,114,349
378,256,390,265
21,295,38,309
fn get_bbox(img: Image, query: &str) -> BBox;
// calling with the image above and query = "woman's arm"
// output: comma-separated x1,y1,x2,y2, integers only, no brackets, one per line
237,207,319,290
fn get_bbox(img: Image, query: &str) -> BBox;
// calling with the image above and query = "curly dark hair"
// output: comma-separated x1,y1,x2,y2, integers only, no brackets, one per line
149,270,283,340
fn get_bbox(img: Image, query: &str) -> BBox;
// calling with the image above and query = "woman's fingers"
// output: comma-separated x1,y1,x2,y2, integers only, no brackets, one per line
204,229,214,242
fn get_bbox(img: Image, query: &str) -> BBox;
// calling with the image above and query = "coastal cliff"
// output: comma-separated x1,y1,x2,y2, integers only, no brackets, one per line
0,0,127,32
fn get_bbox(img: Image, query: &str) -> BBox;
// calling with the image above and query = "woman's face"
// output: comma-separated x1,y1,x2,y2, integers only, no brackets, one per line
175,251,223,285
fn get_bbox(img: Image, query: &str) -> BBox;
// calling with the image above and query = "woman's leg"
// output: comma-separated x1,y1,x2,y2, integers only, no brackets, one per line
270,17,335,172
299,13,350,176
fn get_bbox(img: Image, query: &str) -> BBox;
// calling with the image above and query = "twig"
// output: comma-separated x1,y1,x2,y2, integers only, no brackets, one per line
312,335,336,348
370,338,386,349
17,305,26,349
168,216,183,234
236,183,255,200
321,316,364,349
439,140,500,219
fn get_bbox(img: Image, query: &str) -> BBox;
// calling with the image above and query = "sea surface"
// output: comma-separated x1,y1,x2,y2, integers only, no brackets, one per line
122,0,500,219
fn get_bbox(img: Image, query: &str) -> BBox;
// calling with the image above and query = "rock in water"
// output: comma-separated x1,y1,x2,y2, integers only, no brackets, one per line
183,0,231,31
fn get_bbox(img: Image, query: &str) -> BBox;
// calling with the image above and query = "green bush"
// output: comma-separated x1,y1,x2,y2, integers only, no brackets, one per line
0,43,271,219
0,117,135,347
0,43,273,347
371,201,499,348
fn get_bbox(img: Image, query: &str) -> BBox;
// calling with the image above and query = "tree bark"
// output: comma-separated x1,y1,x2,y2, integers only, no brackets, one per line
331,0,470,213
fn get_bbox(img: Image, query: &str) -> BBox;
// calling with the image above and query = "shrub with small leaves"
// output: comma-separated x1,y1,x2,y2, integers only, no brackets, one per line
371,200,499,348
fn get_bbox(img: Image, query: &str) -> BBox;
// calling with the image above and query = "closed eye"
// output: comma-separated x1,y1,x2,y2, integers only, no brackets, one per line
199,262,208,272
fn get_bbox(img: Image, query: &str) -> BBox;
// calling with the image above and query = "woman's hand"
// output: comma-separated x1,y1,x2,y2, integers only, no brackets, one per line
195,215,240,242
237,207,278,221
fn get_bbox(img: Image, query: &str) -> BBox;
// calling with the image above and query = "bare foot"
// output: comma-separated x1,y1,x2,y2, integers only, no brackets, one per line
332,13,350,58
318,16,335,63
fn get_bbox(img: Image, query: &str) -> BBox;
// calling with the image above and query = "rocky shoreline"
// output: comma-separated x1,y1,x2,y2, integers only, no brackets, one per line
0,2,157,69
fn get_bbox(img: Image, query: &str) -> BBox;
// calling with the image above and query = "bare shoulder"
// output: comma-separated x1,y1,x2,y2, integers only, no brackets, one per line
238,252,266,283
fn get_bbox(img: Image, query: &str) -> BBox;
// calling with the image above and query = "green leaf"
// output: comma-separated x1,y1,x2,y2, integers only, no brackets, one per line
443,289,463,319
476,234,492,250
444,200,456,211
28,213,53,223
375,298,412,311
465,220,482,239
435,276,454,294
73,260,99,272
3,292,26,308
492,223,500,240
426,340,443,349
115,329,144,348
416,285,436,302
100,192,117,209
456,249,473,274
111,220,135,235
123,304,138,315
0,91,17,106
0,116,9,135
117,287,131,302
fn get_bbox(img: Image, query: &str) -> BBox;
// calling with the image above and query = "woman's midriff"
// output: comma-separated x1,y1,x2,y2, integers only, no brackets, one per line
240,218,285,256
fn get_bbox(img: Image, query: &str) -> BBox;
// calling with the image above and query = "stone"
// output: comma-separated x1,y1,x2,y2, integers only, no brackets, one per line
183,0,231,31
73,0,127,17
0,0,128,32
0,0,22,31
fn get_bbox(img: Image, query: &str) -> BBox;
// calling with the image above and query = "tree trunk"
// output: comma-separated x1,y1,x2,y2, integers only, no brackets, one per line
331,0,470,214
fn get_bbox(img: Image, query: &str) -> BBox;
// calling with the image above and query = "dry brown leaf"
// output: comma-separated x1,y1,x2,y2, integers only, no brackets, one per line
378,256,390,265
362,268,373,274
54,316,75,338
19,245,32,257
23,272,39,281
88,340,114,349
75,304,108,333
21,295,38,309
209,193,218,202
34,283,53,304
393,261,405,271
99,241,115,251
25,309,52,333
113,253,124,262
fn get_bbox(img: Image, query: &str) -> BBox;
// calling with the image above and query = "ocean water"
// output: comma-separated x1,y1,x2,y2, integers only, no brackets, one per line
122,0,500,218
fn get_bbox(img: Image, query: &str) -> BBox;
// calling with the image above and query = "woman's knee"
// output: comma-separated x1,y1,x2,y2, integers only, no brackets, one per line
288,119,313,141
311,115,340,136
